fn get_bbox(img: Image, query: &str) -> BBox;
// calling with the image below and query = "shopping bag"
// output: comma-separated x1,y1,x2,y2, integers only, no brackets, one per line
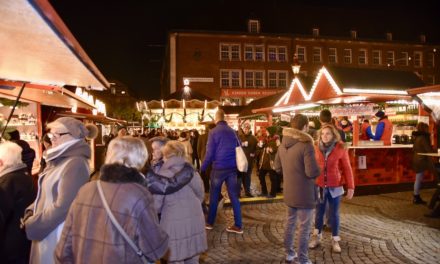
236,146,248,172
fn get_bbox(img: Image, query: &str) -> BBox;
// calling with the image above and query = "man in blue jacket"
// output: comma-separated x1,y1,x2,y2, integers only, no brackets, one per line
201,109,243,234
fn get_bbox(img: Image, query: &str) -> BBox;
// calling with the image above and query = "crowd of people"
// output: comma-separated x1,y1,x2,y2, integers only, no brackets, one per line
0,107,439,264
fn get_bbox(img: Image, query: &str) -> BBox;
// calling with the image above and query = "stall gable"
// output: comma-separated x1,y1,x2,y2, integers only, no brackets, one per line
308,67,343,102
274,78,307,106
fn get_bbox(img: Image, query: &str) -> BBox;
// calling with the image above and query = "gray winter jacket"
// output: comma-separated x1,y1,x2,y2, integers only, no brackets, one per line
274,128,321,209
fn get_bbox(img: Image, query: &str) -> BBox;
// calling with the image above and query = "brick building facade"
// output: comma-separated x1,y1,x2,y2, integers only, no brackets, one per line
162,20,439,106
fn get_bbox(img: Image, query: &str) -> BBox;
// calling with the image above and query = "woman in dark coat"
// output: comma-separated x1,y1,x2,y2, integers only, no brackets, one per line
411,122,436,204
0,141,36,264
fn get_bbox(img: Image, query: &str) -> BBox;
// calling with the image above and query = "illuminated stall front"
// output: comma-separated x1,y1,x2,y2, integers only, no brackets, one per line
0,0,110,173
253,66,436,190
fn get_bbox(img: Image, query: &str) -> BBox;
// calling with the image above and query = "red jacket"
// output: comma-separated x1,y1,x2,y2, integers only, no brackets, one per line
314,141,355,190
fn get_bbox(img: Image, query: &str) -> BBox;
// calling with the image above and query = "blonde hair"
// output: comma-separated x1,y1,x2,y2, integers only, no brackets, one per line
105,136,148,170
319,124,341,142
162,141,186,159
0,141,23,168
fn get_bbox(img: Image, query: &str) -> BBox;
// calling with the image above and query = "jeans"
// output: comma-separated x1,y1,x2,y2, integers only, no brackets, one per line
315,188,341,237
284,207,314,264
207,168,242,228
414,172,424,195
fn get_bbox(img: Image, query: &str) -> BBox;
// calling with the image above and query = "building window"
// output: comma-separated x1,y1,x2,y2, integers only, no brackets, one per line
244,70,265,88
398,52,409,66
219,43,241,61
220,69,241,87
267,46,287,62
425,75,435,85
343,49,352,64
386,51,395,66
313,47,322,63
372,50,381,65
244,45,265,61
268,70,288,88
328,48,337,64
427,52,435,67
358,49,368,65
248,19,260,33
414,51,423,67
297,46,306,63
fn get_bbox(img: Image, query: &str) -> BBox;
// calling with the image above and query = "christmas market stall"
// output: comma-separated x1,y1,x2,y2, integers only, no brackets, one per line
254,66,436,190
0,0,110,173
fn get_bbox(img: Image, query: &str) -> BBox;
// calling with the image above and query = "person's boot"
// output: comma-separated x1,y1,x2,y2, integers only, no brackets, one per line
413,194,427,205
308,229,322,249
332,236,341,253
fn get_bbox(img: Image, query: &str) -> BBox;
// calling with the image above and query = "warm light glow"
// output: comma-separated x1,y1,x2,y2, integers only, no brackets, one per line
71,105,77,113
306,67,343,101
343,88,407,95
182,99,186,108
161,99,164,108
92,109,98,115
143,101,148,110
272,103,319,113
184,86,190,93
204,100,207,109
75,87,82,96
121,91,126,94
136,102,141,112
184,79,190,86
274,78,309,107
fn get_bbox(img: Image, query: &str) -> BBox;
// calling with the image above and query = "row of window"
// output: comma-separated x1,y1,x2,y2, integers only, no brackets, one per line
297,47,435,67
220,69,288,88
220,43,436,68
220,43,288,62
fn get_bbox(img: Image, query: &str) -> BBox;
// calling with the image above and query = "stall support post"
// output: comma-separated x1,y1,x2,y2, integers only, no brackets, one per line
352,119,359,146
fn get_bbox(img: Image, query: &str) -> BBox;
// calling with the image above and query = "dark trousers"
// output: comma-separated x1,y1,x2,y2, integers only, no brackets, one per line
192,155,200,170
258,169,278,196
201,166,211,193
238,162,253,195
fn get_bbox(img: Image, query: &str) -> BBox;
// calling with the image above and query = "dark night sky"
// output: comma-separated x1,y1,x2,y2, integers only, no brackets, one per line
50,0,440,100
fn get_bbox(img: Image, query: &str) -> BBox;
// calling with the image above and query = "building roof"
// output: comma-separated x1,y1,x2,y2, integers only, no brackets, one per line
239,92,285,118
327,66,425,90
165,89,214,101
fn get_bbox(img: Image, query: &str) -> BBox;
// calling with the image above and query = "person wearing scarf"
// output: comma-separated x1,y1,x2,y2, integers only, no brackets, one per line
309,124,355,253
23,117,98,264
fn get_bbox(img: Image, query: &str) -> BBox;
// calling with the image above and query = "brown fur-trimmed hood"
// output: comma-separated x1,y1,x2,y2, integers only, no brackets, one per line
99,163,145,184
282,127,314,149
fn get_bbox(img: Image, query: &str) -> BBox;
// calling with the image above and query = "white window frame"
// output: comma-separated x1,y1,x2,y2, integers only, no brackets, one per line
244,70,265,88
372,50,382,65
343,49,352,64
297,46,307,63
399,52,409,66
328,48,337,64
219,43,241,61
358,49,368,65
386,51,395,66
220,69,241,88
268,70,288,88
244,44,265,62
414,51,423,67
248,19,260,33
313,47,322,63
268,45,287,62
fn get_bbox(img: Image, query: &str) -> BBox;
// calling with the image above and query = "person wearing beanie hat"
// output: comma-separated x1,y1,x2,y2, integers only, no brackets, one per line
23,117,98,264
371,110,393,145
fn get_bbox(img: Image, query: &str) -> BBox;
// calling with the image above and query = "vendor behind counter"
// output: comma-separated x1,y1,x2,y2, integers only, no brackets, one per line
365,110,394,145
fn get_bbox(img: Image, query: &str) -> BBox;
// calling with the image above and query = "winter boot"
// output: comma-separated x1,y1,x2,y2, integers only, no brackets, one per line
308,229,322,249
332,236,341,253
413,195,427,205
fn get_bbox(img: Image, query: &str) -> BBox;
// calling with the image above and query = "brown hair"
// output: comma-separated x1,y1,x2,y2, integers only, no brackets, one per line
290,114,309,130
319,124,341,142
416,122,429,133
319,109,332,124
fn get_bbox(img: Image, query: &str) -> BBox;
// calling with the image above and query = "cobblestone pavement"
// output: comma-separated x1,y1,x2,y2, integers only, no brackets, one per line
200,189,440,264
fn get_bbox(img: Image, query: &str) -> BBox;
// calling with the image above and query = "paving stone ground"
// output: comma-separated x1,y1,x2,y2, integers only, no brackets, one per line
200,189,440,264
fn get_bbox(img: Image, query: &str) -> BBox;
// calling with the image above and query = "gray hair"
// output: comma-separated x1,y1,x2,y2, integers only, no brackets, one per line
162,141,186,159
149,136,169,147
0,141,23,168
105,136,148,170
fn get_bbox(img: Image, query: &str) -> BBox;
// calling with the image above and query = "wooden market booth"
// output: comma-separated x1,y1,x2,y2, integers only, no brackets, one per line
253,66,437,191
0,0,111,173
